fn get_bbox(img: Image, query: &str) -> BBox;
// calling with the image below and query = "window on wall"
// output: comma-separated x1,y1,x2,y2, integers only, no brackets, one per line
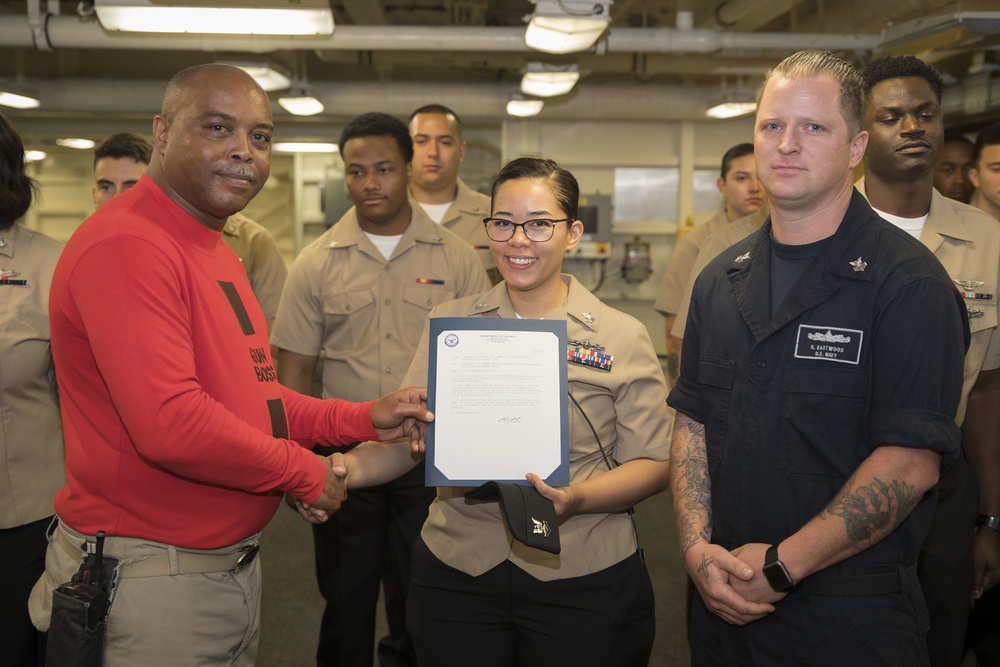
692,169,724,214
612,167,678,224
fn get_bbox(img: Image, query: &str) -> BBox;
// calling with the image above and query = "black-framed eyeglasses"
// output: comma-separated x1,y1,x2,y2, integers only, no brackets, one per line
482,217,571,242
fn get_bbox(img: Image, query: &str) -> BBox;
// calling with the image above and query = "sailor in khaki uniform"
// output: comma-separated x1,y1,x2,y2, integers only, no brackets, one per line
272,112,488,667
408,105,498,284
221,211,287,330
654,143,763,384
859,55,1000,667
330,157,670,667
670,206,768,341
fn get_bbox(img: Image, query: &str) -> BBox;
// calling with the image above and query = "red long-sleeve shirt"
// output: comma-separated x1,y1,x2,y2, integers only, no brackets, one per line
50,177,376,548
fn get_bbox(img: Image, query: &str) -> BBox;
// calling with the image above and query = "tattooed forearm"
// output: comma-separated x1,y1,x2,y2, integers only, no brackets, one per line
696,553,715,580
670,415,713,555
823,476,918,547
677,515,712,555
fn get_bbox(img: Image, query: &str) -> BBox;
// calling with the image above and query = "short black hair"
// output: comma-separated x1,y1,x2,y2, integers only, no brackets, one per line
0,112,36,230
94,132,152,167
861,55,944,102
338,112,413,165
721,143,754,179
491,157,579,221
972,121,1000,167
408,104,463,128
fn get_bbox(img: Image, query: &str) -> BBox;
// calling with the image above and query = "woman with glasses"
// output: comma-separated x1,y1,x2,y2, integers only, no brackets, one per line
323,157,671,666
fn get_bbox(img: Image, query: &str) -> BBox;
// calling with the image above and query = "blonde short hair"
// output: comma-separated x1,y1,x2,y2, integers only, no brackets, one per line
759,50,864,139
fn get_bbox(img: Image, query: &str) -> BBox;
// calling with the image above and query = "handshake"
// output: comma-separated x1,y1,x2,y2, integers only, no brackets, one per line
292,386,433,524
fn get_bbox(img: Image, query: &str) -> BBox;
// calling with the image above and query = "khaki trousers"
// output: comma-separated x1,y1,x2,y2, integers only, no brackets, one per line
29,520,262,667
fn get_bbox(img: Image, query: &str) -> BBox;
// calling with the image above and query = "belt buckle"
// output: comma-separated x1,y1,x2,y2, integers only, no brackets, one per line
234,544,260,573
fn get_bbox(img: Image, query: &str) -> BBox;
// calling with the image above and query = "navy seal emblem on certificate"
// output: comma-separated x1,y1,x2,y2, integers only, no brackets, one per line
793,325,864,365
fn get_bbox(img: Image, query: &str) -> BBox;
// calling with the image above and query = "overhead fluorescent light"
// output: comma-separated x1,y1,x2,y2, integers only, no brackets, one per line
56,138,97,149
705,83,757,119
278,92,324,116
94,0,334,35
0,82,40,109
521,63,580,97
25,150,47,162
524,0,612,55
506,98,545,118
705,100,756,119
224,62,291,92
273,142,338,153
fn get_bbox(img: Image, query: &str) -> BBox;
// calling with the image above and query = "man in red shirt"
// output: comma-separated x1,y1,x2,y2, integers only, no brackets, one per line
29,64,432,667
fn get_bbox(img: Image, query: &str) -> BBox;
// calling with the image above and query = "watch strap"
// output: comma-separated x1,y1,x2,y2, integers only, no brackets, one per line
977,514,1000,532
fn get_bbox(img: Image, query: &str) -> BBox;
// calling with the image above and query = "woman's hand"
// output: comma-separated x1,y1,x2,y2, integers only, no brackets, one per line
526,472,578,518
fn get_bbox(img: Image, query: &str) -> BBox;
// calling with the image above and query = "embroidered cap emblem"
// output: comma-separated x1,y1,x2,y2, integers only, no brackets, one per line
956,279,985,290
850,257,867,272
735,252,751,264
531,517,552,537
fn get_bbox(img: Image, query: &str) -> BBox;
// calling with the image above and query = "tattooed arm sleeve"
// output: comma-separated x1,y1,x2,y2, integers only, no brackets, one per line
669,412,713,556
775,445,940,582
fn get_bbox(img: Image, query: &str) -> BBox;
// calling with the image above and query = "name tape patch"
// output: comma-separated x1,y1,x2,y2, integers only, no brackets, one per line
793,325,864,365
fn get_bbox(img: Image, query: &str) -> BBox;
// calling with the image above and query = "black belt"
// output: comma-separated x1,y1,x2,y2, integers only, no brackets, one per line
806,564,915,596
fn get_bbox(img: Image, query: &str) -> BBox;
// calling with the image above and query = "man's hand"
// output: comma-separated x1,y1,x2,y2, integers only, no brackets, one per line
307,454,347,512
295,453,350,524
972,527,1000,598
684,542,775,626
371,387,434,452
730,542,789,606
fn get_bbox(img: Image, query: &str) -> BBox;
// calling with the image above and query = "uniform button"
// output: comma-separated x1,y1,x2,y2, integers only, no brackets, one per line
385,299,391,305
386,333,392,340
426,299,433,306
757,361,765,367
345,304,351,311
385,367,392,374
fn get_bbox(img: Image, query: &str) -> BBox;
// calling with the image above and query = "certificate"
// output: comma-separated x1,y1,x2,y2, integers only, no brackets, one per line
426,317,569,487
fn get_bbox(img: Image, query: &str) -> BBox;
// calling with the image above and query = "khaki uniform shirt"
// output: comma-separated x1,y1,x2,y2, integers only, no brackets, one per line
672,208,768,339
858,178,1000,424
272,205,489,402
221,212,288,321
0,223,66,528
435,178,498,283
402,275,671,581
654,209,730,317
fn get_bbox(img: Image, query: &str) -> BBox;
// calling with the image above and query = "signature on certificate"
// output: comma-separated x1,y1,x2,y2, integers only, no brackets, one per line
498,416,522,423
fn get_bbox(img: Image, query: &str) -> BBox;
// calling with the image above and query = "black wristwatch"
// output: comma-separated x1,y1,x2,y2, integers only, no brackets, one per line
977,514,1000,533
763,544,796,593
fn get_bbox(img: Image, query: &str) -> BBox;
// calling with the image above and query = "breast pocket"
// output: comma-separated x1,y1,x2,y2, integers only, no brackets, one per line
780,366,868,480
322,288,375,355
401,285,454,346
697,356,735,469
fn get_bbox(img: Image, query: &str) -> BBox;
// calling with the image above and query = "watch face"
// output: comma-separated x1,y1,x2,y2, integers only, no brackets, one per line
764,561,793,592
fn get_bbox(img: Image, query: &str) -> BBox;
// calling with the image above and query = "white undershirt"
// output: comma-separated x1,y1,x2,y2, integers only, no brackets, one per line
871,206,928,240
417,201,453,224
363,232,403,260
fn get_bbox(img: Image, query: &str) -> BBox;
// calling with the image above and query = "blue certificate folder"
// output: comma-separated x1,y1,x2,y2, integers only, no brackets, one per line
426,317,570,487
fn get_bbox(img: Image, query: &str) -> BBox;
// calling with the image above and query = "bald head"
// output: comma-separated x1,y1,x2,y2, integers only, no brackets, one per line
149,63,274,231
162,64,266,118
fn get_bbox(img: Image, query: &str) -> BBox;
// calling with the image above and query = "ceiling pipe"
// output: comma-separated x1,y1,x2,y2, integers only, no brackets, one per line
5,79,723,124
0,14,881,55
